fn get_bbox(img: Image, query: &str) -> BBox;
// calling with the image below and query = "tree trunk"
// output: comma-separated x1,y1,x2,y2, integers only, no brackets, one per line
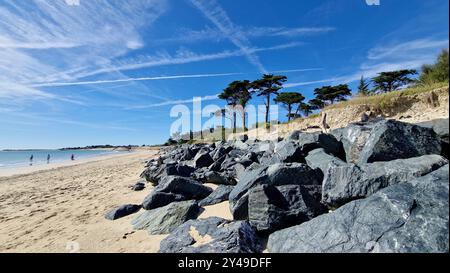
265,95,270,129
287,105,292,122
233,111,237,134
221,112,226,141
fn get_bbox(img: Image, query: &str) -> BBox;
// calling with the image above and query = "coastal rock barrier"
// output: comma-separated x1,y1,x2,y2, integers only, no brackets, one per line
106,118,449,253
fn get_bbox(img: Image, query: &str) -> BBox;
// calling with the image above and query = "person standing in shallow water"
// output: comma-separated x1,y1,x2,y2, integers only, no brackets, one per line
71,154,75,161
29,155,33,166
47,154,50,164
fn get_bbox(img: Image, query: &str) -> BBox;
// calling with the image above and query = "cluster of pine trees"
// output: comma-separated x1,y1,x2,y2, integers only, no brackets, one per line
218,49,449,127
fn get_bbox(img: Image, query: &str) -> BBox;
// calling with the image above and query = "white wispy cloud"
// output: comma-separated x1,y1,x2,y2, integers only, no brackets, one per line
285,37,449,89
0,0,168,100
64,42,303,79
160,26,335,44
31,72,244,87
189,0,268,73
368,38,449,60
128,94,220,109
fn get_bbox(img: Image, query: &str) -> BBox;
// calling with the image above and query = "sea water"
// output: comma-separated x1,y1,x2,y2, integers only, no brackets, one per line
0,149,125,168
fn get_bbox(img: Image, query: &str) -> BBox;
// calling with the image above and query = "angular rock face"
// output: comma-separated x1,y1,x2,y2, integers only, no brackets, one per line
156,176,213,200
267,165,449,253
322,154,448,207
198,185,234,207
305,148,346,174
140,162,195,186
416,118,449,159
105,204,141,220
333,119,442,164
297,132,345,160
142,192,186,210
272,140,304,163
248,184,326,233
194,151,214,168
132,200,201,235
204,171,232,185
229,163,323,220
159,217,263,253
131,182,145,191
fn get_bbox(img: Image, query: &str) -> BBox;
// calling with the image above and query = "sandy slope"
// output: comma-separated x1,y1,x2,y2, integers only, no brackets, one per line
0,151,163,253
0,150,234,253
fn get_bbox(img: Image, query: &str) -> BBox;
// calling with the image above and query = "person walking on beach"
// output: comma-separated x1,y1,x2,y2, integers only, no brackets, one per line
29,154,34,166
47,154,51,164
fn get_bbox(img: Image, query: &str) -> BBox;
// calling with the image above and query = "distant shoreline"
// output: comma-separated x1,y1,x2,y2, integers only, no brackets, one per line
2,146,141,152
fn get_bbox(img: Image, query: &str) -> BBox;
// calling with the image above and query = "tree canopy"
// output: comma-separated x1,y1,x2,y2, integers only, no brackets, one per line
218,80,252,133
308,98,325,110
357,75,371,96
251,74,288,127
419,49,449,85
313,84,351,105
274,92,305,121
372,69,417,92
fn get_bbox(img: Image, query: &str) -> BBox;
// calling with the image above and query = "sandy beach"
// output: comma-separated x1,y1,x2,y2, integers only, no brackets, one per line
0,148,233,253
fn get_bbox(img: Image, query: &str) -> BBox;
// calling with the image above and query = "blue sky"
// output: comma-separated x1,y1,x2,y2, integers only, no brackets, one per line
0,0,448,149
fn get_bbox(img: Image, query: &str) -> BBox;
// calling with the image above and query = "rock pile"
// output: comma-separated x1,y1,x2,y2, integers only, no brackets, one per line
108,119,449,253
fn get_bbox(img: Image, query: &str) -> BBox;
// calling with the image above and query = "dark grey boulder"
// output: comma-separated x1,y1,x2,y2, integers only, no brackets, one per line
230,163,322,204
272,140,304,163
204,171,232,185
229,163,323,220
159,217,263,253
322,154,448,207
105,204,141,220
212,146,233,161
142,191,186,210
416,118,449,159
140,163,195,186
332,119,442,164
198,185,234,207
297,132,345,160
156,175,213,200
305,148,346,174
132,200,201,235
208,154,226,172
230,192,249,220
194,151,214,168
131,182,145,191
268,165,449,253
248,184,326,233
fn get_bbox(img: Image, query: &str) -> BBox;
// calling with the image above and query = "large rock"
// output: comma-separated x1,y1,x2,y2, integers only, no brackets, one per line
156,175,213,200
229,163,323,220
248,184,326,233
142,191,186,210
132,200,201,235
268,165,449,253
131,182,146,191
416,118,449,159
194,151,214,168
140,163,195,186
332,119,442,164
198,185,234,207
203,171,233,185
322,154,448,207
296,132,345,160
105,204,141,220
159,217,263,253
305,148,346,174
272,140,304,163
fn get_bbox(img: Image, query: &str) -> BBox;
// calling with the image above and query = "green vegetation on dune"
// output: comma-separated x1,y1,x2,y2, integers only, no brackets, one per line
324,82,449,111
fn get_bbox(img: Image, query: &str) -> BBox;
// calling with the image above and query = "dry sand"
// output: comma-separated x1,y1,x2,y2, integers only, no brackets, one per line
0,150,235,253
